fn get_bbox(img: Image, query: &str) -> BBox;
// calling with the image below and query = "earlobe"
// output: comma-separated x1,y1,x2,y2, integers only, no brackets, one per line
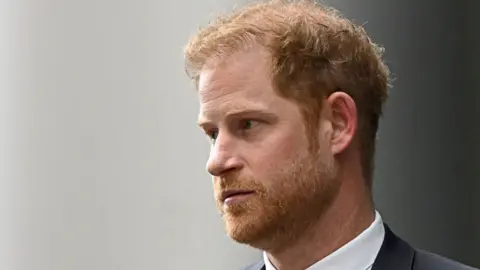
326,92,357,155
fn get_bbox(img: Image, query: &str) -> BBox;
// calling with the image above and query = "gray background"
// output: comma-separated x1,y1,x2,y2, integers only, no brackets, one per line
0,0,478,269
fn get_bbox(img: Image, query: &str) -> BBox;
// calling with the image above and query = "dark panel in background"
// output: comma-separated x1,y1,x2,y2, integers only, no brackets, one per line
323,0,479,267
467,0,480,262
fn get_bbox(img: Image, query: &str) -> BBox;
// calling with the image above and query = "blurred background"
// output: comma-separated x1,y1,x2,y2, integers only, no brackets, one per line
0,0,478,269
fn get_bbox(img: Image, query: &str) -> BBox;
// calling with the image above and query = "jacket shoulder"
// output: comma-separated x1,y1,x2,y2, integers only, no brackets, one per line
414,250,478,270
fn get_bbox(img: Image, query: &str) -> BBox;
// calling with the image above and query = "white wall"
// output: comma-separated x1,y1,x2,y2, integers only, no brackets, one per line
1,0,260,269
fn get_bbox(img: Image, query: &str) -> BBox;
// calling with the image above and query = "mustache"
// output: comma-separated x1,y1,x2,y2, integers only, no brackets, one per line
214,174,265,193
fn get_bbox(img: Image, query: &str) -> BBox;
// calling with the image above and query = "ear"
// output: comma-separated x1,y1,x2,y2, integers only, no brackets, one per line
325,92,357,155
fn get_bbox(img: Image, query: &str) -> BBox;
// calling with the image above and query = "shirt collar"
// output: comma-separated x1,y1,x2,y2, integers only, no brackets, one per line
263,210,385,270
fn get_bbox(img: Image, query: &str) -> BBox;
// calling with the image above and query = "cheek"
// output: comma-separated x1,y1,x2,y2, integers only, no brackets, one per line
248,128,308,178
270,127,307,157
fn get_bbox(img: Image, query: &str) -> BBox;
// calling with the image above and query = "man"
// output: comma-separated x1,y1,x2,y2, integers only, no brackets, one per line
183,0,478,269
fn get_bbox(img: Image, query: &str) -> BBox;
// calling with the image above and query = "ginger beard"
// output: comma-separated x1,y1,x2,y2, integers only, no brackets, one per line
213,141,340,251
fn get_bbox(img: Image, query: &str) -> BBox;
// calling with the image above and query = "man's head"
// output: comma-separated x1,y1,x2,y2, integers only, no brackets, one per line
184,0,389,250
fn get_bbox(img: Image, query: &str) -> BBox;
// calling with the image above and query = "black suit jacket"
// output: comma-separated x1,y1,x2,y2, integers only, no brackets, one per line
243,225,478,270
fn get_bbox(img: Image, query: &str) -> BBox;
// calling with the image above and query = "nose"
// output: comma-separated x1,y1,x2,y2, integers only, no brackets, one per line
206,134,243,176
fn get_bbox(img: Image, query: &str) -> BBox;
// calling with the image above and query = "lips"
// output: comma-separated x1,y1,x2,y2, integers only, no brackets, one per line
220,189,255,202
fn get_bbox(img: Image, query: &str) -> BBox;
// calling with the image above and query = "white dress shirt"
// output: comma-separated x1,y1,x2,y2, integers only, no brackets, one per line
263,210,385,270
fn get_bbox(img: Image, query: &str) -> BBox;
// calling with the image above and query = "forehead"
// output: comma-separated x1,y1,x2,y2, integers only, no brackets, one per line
197,49,278,119
199,49,271,96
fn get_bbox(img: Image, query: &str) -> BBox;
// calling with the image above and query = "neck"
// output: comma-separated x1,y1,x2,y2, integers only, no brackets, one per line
265,173,375,270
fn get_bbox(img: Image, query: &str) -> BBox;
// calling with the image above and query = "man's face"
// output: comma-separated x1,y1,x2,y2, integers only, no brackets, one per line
197,48,340,249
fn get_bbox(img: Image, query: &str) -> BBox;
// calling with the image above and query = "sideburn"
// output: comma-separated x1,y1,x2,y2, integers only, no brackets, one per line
300,107,322,154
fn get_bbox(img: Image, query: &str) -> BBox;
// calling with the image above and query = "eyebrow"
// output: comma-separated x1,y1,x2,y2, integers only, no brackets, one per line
197,109,277,127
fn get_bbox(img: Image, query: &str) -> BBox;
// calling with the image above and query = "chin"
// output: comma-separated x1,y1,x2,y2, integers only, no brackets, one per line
227,222,260,245
223,212,273,248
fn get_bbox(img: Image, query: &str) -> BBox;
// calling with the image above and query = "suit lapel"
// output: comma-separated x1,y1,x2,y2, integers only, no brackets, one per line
372,224,415,270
